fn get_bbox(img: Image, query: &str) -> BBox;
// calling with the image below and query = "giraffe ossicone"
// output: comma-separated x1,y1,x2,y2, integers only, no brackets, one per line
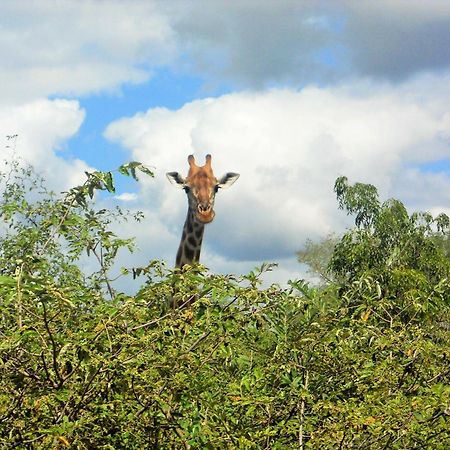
166,154,239,268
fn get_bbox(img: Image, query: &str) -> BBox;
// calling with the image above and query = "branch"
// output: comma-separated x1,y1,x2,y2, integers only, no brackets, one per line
90,244,115,300
41,301,62,387
299,368,309,449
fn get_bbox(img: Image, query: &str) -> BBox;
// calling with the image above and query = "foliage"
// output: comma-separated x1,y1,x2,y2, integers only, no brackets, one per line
297,233,339,285
330,176,450,306
0,166,449,448
0,159,151,298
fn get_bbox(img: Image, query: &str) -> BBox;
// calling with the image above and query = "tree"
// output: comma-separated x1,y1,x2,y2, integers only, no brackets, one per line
0,159,152,299
330,176,450,282
330,175,450,323
0,167,449,449
297,233,339,285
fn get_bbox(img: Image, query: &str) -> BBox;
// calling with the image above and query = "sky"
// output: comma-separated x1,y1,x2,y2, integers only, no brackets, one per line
1,0,450,290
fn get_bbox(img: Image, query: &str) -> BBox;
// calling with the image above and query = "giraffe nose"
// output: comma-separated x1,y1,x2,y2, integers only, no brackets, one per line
198,202,211,213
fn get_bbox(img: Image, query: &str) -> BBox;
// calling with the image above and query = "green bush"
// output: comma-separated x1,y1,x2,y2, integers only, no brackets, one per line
0,164,449,448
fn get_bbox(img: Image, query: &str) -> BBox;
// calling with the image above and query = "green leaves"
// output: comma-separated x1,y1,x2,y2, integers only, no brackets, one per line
84,170,115,197
1,262,449,448
0,164,449,448
330,177,450,305
118,161,154,180
77,163,154,201
0,275,15,286
0,160,152,301
297,233,339,285
334,175,380,228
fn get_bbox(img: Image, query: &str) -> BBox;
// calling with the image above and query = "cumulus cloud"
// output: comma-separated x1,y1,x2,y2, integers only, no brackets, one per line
2,0,449,102
1,0,449,287
105,73,450,281
0,0,175,103
0,99,93,189
115,192,138,202
164,0,450,87
0,0,177,197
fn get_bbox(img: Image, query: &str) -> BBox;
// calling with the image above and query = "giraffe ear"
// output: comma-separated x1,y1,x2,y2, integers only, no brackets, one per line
217,172,240,189
166,172,186,188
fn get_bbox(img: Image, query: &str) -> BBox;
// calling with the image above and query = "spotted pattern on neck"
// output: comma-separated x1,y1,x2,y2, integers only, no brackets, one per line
176,210,205,268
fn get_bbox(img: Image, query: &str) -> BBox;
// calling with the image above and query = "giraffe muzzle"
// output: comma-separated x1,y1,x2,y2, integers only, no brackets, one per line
198,203,211,213
196,203,215,223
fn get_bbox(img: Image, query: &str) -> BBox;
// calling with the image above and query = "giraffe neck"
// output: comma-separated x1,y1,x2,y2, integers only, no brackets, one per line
176,209,205,268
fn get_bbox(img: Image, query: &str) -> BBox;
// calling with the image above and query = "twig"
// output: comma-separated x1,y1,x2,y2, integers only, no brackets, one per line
187,330,212,352
299,369,309,449
156,401,190,449
131,310,176,331
69,362,104,420
15,262,24,328
40,351,54,387
39,189,80,255
90,245,115,300
41,301,62,386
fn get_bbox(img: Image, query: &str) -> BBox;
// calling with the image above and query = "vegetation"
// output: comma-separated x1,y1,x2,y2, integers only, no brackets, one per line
297,233,339,285
0,161,449,448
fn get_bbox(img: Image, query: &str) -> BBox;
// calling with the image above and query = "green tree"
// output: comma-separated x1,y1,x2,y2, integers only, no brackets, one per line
330,175,450,324
330,176,450,283
0,167,449,449
297,233,339,285
0,159,152,299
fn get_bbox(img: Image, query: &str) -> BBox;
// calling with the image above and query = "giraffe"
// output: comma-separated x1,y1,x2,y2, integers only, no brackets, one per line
166,154,239,268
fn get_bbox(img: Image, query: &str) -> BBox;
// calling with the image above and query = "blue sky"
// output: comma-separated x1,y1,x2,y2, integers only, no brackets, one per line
65,69,208,190
1,0,450,289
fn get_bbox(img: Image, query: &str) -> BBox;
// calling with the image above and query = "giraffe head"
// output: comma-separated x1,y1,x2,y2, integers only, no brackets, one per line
166,154,239,224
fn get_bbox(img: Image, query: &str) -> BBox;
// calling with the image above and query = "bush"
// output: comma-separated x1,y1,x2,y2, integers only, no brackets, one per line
0,164,449,448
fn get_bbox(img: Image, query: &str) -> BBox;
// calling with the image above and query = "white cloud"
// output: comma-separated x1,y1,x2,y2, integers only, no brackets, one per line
1,0,449,289
115,192,138,202
0,99,93,189
0,0,176,199
106,73,450,281
2,0,449,103
0,0,175,103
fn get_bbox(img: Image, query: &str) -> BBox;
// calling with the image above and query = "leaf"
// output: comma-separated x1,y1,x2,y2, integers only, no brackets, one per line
118,162,154,181
137,164,154,178
103,171,115,193
361,308,371,322
0,275,15,286
57,436,71,447
118,165,130,176
364,416,377,426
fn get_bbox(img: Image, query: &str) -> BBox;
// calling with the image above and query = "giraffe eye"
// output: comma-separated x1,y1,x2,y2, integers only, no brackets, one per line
183,186,190,193
214,185,219,193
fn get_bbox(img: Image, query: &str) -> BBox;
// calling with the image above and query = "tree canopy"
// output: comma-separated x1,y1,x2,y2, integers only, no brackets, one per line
0,163,449,448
